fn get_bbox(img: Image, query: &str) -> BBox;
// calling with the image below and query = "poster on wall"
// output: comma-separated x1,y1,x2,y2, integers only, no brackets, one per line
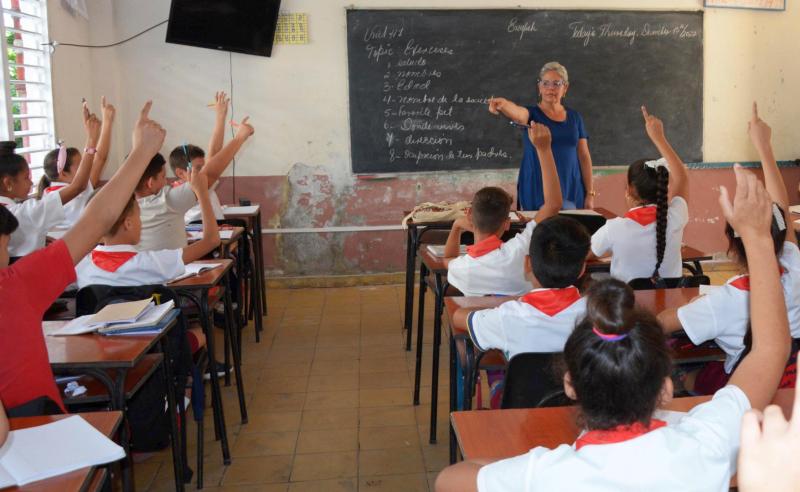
704,0,785,10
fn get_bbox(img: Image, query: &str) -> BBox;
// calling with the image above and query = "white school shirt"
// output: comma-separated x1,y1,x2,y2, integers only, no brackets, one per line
678,241,800,373
467,287,586,360
137,182,197,251
44,181,93,229
0,193,65,257
75,244,185,289
184,183,225,224
447,221,536,296
477,385,750,492
591,196,689,282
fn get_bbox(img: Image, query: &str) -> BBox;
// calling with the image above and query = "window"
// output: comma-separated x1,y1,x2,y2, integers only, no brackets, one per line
0,0,53,182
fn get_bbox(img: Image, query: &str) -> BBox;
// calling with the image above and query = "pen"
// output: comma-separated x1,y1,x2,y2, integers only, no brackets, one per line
509,121,531,129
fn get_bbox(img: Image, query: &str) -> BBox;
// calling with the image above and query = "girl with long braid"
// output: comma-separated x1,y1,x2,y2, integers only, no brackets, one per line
590,106,689,282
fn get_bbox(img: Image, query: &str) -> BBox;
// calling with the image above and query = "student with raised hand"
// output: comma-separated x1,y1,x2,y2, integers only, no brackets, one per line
657,103,800,394
445,123,562,297
38,98,115,229
435,165,791,492
590,106,690,282
1,103,100,257
0,101,166,414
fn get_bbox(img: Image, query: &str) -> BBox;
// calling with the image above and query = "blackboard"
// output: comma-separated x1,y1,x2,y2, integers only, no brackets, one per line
346,9,703,174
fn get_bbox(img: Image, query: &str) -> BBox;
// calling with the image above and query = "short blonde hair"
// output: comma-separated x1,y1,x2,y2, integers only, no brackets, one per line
539,61,568,84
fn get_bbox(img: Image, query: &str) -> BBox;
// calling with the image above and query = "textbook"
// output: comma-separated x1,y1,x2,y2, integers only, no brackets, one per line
169,262,222,283
0,416,125,487
50,300,175,336
426,244,467,257
88,298,152,325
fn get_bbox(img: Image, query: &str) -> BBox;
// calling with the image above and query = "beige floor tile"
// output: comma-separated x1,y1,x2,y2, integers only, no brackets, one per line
359,388,412,408
260,361,312,377
220,484,289,492
287,478,357,492
359,473,430,492
421,440,451,472
359,448,426,477
296,428,358,454
310,359,359,375
232,431,299,457
360,344,410,359
360,333,404,347
304,390,359,410
316,334,360,348
307,372,359,392
242,411,302,433
360,357,408,374
290,451,357,482
258,376,310,393
134,460,161,491
359,425,420,450
359,406,418,428
250,392,307,413
313,345,360,361
301,408,359,431
222,455,293,485
359,371,411,390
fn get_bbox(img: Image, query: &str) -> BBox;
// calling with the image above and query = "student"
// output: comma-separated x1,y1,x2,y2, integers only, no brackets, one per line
445,124,562,296
590,106,689,282
136,93,254,251
452,215,591,407
657,104,799,393
169,92,229,223
37,97,115,229
435,165,791,492
0,104,100,257
0,101,166,413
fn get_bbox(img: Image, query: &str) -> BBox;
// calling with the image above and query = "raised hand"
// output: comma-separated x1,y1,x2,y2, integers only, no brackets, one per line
84,110,101,145
213,91,230,118
132,101,166,156
718,164,773,241
231,116,254,141
527,122,552,149
748,102,772,151
189,165,209,196
100,96,116,122
641,106,666,143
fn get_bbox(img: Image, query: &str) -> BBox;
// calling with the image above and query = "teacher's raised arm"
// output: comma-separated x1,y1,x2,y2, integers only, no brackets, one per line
489,61,595,211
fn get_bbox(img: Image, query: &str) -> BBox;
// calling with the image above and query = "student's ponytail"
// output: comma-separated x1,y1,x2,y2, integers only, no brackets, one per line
652,167,670,280
564,279,672,430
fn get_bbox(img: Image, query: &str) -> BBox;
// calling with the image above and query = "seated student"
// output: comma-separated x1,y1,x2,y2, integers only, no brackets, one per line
0,104,100,257
452,215,591,407
136,93,254,251
435,165,791,492
169,92,229,224
37,97,115,229
590,107,690,282
657,103,800,394
446,124,562,296
0,101,166,413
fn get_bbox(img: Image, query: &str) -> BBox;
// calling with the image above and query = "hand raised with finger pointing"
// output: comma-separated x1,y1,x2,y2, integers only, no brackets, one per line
641,105,666,144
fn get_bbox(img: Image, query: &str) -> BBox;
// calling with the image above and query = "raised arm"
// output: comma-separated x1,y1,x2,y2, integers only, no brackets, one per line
182,168,221,264
530,123,563,221
642,106,689,202
58,103,100,203
443,215,472,259
748,102,791,238
207,91,229,159
62,102,165,264
488,97,530,126
724,165,791,411
200,116,254,187
90,96,115,187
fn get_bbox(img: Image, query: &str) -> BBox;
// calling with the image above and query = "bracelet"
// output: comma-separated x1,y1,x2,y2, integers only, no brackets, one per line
587,190,597,197
84,147,97,155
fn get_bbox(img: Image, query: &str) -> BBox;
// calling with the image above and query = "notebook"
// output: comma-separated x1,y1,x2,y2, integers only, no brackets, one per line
169,262,222,283
223,205,259,215
88,299,152,325
0,416,125,487
426,244,467,257
51,301,175,336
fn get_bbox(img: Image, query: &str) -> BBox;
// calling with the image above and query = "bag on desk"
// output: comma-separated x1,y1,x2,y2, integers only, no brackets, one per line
402,201,470,228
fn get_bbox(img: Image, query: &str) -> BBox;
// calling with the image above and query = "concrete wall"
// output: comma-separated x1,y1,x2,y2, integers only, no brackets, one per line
45,0,800,276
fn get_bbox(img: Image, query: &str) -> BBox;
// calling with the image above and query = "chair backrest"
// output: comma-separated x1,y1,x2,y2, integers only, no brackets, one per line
500,352,569,409
558,212,607,235
628,275,711,291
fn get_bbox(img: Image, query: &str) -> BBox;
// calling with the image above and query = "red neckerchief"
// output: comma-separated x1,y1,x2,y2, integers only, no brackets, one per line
575,420,667,450
729,267,786,291
624,205,657,227
519,287,581,317
466,235,503,258
91,250,138,272
45,184,66,194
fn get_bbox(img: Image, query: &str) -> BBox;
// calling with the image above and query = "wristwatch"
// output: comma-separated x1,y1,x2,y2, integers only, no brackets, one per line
84,147,97,155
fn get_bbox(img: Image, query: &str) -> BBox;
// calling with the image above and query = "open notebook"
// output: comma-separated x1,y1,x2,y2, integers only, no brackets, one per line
169,262,222,283
51,300,176,336
0,416,125,487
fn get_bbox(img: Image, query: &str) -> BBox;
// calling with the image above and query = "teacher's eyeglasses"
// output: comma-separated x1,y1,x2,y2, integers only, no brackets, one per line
538,80,566,89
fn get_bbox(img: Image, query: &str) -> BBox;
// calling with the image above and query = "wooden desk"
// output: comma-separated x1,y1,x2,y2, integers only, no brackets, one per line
451,389,795,461
7,411,122,492
223,205,267,327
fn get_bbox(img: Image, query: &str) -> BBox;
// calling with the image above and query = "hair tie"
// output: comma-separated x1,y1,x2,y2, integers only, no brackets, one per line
592,326,629,342
56,141,67,174
644,157,669,171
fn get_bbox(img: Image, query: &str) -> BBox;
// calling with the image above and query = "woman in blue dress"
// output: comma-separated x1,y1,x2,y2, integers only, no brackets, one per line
489,62,595,210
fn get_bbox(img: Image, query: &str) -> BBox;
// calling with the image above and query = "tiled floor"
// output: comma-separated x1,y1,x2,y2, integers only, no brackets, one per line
138,265,740,491
139,284,449,492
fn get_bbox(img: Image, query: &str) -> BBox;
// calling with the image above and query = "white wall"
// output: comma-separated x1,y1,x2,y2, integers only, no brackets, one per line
47,0,800,180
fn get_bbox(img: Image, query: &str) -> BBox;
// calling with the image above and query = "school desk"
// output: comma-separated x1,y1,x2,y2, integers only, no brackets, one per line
43,310,182,492
223,205,267,335
450,389,795,471
169,259,247,467
401,208,618,352
7,411,122,492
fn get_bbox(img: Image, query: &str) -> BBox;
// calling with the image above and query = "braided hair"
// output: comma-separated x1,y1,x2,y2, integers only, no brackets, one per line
627,159,670,281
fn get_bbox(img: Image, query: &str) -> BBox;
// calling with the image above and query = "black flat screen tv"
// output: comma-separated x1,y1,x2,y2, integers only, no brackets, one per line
166,0,282,57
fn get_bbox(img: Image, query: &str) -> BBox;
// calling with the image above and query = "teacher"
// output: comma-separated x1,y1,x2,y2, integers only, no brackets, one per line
489,61,594,210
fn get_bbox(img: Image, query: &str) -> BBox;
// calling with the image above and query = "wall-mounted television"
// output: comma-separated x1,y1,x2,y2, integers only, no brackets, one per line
166,0,282,57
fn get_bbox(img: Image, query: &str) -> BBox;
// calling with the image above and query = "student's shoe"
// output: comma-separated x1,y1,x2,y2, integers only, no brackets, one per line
203,360,230,380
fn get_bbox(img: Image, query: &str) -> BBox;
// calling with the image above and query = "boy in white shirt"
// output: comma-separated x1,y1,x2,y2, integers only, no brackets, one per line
445,124,562,296
452,215,591,407
136,91,253,250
